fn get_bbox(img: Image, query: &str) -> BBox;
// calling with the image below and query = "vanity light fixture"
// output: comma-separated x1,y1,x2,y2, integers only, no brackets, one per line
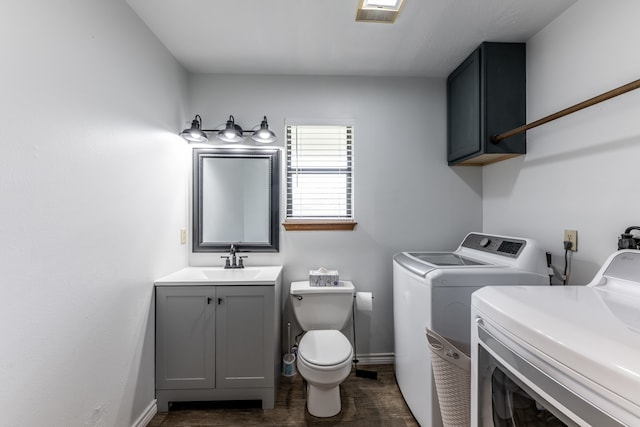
251,116,278,144
180,114,277,144
356,0,405,23
180,115,208,143
218,115,244,143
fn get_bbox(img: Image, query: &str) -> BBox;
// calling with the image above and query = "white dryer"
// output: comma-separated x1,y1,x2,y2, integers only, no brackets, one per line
472,250,640,426
393,233,549,427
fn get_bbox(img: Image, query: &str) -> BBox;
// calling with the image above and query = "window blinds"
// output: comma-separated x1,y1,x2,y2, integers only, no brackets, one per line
286,125,353,219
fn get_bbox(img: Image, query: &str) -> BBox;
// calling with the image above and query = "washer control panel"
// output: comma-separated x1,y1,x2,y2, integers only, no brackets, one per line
461,233,526,258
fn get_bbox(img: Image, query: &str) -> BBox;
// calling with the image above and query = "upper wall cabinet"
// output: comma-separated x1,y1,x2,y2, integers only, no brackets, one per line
447,42,526,166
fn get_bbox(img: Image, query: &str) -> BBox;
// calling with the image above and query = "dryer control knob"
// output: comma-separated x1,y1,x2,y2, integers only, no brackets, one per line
479,238,491,248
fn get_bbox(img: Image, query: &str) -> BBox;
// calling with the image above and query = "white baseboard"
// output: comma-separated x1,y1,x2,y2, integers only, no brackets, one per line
354,352,395,365
132,399,157,427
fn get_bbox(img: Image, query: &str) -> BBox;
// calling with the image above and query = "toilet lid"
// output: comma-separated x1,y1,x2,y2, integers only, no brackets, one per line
299,330,352,366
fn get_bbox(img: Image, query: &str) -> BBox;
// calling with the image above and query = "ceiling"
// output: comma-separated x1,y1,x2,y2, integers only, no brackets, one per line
127,0,577,78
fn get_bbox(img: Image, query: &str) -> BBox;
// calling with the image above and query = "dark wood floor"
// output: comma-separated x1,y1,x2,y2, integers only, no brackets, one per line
149,364,419,426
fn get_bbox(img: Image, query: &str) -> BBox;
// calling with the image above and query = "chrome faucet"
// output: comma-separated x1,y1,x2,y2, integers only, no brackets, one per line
222,244,246,269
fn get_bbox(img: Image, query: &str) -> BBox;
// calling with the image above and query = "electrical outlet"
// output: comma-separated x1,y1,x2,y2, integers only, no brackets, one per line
180,228,187,245
564,229,578,251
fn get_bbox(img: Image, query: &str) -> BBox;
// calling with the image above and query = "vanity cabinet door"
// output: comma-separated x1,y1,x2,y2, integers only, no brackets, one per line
156,286,215,390
215,286,275,388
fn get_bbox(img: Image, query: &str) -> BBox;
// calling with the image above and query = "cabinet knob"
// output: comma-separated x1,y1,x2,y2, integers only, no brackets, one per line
218,298,223,305
207,297,212,304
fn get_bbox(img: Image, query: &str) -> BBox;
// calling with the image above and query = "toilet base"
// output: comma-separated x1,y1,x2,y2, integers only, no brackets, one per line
306,382,342,417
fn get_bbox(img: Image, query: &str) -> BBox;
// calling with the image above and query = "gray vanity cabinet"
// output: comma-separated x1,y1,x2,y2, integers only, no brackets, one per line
155,284,279,411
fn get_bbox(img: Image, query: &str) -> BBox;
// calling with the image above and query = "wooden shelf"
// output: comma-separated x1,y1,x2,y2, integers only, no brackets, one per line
282,220,357,231
454,153,523,166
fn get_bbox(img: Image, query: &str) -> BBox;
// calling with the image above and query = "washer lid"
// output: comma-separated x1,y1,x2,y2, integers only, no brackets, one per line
393,252,493,277
299,330,352,366
408,252,488,267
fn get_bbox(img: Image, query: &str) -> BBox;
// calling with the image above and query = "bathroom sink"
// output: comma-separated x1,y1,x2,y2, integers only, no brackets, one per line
203,268,262,281
154,266,283,285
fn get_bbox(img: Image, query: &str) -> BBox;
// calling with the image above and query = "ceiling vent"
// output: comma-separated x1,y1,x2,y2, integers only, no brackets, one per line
356,0,405,23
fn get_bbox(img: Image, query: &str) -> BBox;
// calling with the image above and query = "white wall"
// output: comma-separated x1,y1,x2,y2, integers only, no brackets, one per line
0,1,189,426
483,0,640,284
188,74,483,355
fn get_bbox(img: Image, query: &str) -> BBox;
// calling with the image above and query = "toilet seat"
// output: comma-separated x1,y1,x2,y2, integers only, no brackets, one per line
299,330,352,367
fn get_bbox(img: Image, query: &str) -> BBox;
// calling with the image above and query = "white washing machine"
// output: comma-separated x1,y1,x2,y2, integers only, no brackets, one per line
393,232,549,427
472,250,640,426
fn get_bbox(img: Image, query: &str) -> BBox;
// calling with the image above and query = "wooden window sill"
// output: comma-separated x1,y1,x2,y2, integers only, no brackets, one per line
282,220,357,231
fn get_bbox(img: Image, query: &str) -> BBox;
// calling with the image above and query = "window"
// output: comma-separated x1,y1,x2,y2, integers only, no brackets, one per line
284,124,356,230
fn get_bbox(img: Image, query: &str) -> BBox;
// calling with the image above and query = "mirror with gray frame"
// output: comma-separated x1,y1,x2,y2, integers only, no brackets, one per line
193,147,280,252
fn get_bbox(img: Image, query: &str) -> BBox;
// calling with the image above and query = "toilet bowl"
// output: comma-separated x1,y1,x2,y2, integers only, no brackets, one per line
289,280,356,417
297,330,353,417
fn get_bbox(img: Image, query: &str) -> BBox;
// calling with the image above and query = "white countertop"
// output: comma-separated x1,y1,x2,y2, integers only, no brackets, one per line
155,266,283,285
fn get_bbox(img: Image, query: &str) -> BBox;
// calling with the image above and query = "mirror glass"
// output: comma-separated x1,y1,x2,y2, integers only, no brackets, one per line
193,148,280,252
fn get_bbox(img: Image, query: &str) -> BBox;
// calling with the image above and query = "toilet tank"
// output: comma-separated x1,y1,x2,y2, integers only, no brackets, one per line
290,281,355,330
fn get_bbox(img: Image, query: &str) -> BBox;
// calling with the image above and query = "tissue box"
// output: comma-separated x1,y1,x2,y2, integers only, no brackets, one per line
309,268,339,287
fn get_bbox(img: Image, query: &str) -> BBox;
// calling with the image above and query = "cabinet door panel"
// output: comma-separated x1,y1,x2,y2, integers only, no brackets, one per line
448,48,481,162
216,286,274,388
156,286,215,390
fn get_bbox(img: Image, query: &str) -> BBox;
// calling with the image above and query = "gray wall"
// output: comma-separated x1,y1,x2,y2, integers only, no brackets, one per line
0,1,190,425
188,74,483,356
483,0,640,284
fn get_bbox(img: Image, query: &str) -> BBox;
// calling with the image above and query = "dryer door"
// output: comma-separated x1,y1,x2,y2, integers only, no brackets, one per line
474,320,624,427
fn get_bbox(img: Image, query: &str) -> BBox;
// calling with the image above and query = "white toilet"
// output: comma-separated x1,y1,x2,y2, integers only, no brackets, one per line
290,280,355,417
